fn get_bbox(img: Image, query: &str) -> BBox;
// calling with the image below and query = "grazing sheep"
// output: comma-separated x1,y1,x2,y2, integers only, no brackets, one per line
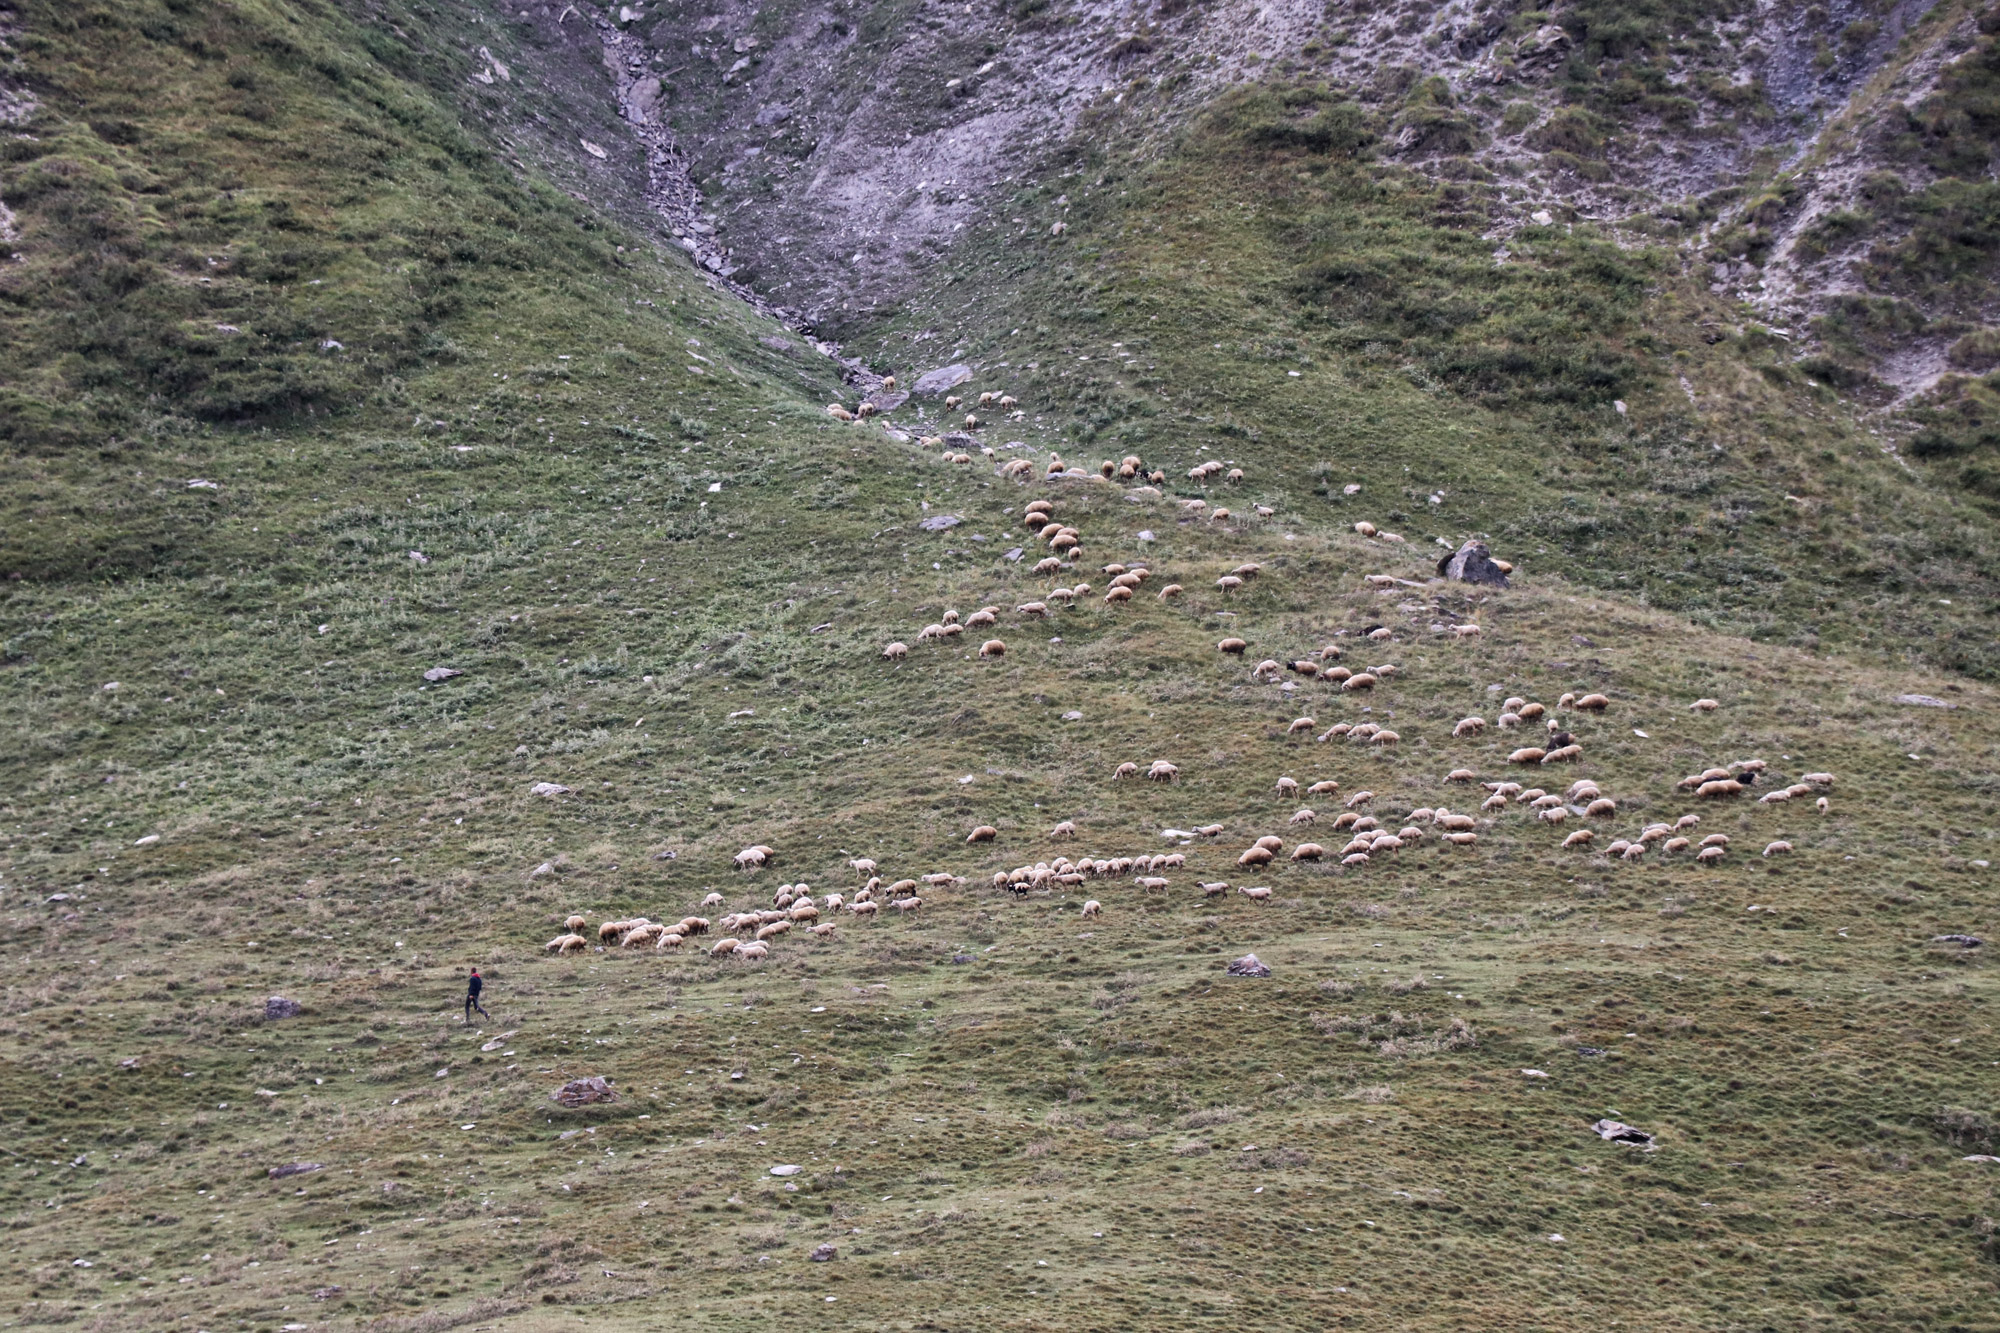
1585,798,1617,817
826,405,854,421
1498,713,1522,730
1304,781,1338,798
1017,601,1049,618
1622,843,1647,862
856,402,877,419
546,933,588,955
1324,666,1354,683
1218,637,1249,655
883,641,910,660
710,938,741,957
1135,875,1169,890
1541,745,1582,764
1539,807,1569,824
1343,790,1374,810
1758,789,1792,805
1341,673,1378,692
967,825,999,844
1562,830,1594,849
1253,836,1285,852
1287,717,1315,734
1355,522,1378,537
1481,794,1508,811
1113,761,1140,780
1662,837,1689,854
738,941,769,960
1372,731,1401,746
1443,831,1478,846
1801,772,1834,788
1574,693,1610,711
1445,769,1477,784
1082,899,1102,918
1817,796,1830,814
1033,557,1063,576
1273,776,1300,797
597,920,627,943
1606,840,1631,855
1290,808,1317,826
679,917,711,936
562,913,589,933
849,900,880,917
1696,779,1744,799
979,638,1008,657
1291,843,1325,861
655,932,685,950
1673,814,1702,831
1518,702,1546,721
1240,885,1274,901
1508,748,1548,764
756,920,792,941
1691,698,1720,713
1698,833,1729,849
1453,717,1487,738
1367,628,1394,642
1453,624,1482,639
1198,824,1226,837
1239,847,1275,867
1437,814,1477,832
733,845,775,870
892,896,923,913
790,904,821,923
965,609,998,629
1147,761,1180,782
1104,587,1134,604
1763,840,1793,857
917,623,945,642
1696,846,1726,864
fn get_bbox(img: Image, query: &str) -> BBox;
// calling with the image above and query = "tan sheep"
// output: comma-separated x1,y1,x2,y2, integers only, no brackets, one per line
546,933,588,955
1291,842,1325,861
965,609,998,629
1032,556,1062,575
1104,587,1134,604
1355,521,1378,537
1437,814,1477,832
1498,712,1523,730
563,914,588,933
1324,666,1353,682
710,937,741,957
1372,730,1401,747
1541,745,1582,764
1452,624,1482,640
1518,702,1546,721
891,896,923,913
1562,830,1594,849
1674,814,1702,831
979,638,1008,657
1453,717,1486,738
1446,768,1477,784
597,920,626,943
1159,583,1184,599
737,941,769,960
1082,899,1102,918
883,641,909,660
917,623,945,641
1507,747,1548,764
1367,627,1394,643
1017,601,1049,618
1147,760,1179,782
1574,693,1610,711
1585,797,1617,817
1816,796,1830,814
1306,780,1339,796
848,900,880,917
1238,847,1275,867
1113,761,1140,779
655,932,685,950
1341,673,1378,692
1290,808,1316,827
809,922,839,938
1695,846,1726,864
1662,837,1689,854
1240,885,1274,900
856,401,878,419
1443,831,1478,846
1216,575,1244,593
967,825,999,844
789,904,821,923
1286,717,1315,734
1801,772,1834,788
1699,833,1729,848
1691,698,1721,713
1763,840,1793,857
1696,779,1744,799
826,404,854,421
756,920,792,941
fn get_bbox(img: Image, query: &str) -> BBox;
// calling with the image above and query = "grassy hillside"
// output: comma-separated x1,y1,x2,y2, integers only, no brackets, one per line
0,3,1997,1332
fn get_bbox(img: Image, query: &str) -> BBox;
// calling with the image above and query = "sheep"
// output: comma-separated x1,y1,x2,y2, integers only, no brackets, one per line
1696,779,1744,799
944,395,963,410
1155,583,1185,600
1698,833,1729,849
1290,808,1317,826
964,414,982,429
1032,556,1063,574
826,404,855,422
1218,637,1249,655
1367,628,1394,643
733,845,774,870
848,900,880,917
710,937,741,957
1673,814,1702,830
622,924,662,948
679,917,711,936
1323,667,1354,685
1585,798,1617,817
1758,789,1792,805
1637,824,1671,845
1108,572,1143,590
882,641,911,662
1452,624,1482,640
1446,769,1477,784
921,872,960,887
1198,823,1226,837
1215,575,1244,594
1605,840,1631,856
1518,702,1546,721
1801,772,1835,788
756,920,792,941
856,402,878,419
1485,781,1523,797
1453,717,1486,738
1508,748,1548,764
1529,793,1562,809
809,922,839,938
790,904,821,923
1351,816,1380,833
1481,793,1508,811
1816,796,1830,814
892,896,923,913
737,941,769,960
1662,837,1689,854
1135,875,1169,891
1017,601,1049,618
1763,840,1793,857
1622,843,1647,862
655,932,685,950
1691,698,1721,713
967,825,999,843
917,623,945,642
561,913,590,934
979,638,1008,657
1443,831,1478,846
1562,830,1594,849
1676,767,1733,790
999,395,1018,409
1541,745,1582,764
1437,814,1477,832
1047,587,1077,603
1147,761,1180,782
1498,713,1522,730
1162,853,1186,869
1239,846,1275,867
1113,761,1140,779
1372,731,1401,746
1287,717,1316,735
1291,842,1325,861
1341,673,1378,692
1082,899,1102,918
1574,693,1610,711
965,609,998,629
1354,521,1378,537
1104,587,1134,604
1695,846,1726,864
1733,759,1767,775
546,933,588,955
597,920,626,943
1539,807,1569,824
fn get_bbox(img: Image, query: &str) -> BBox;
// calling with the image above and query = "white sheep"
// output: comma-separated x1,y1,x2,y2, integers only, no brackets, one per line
1696,846,1726,864
1763,840,1793,857
545,933,587,955
1453,717,1486,738
1147,761,1179,782
1287,717,1315,734
967,825,998,843
1113,761,1140,779
1082,900,1102,917
1050,820,1078,840
979,638,1008,657
1290,808,1316,825
1691,698,1720,713
1562,830,1593,849
1240,886,1273,901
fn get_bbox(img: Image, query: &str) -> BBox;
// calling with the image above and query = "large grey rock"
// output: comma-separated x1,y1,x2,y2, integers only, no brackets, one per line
268,1161,323,1179
626,76,664,123
265,996,303,1021
1226,953,1271,978
755,103,793,127
1437,540,1510,588
918,514,962,532
422,667,463,683
866,391,909,413
552,1076,617,1108
911,364,975,397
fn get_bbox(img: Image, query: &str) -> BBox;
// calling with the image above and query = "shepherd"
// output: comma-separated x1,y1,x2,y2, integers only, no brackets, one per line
464,967,491,1024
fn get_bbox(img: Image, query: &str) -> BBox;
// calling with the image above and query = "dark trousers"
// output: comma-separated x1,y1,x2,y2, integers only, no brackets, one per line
465,993,490,1021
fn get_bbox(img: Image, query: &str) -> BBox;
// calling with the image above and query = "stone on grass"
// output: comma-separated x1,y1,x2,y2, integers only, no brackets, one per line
264,996,303,1021
809,1243,838,1262
911,363,975,396
1436,540,1509,588
553,1076,617,1108
1591,1119,1655,1149
422,667,463,683
918,514,961,532
770,1164,803,1177
1895,694,1954,709
1226,953,1272,978
268,1162,323,1180
531,782,571,797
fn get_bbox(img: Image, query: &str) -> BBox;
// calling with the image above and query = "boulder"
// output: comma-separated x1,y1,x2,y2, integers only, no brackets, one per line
867,390,909,412
531,782,572,797
422,667,463,683
911,363,975,397
1437,540,1510,588
1226,953,1272,978
626,76,664,123
552,1076,617,1108
809,1243,838,1262
918,514,962,532
268,1161,323,1179
264,996,303,1021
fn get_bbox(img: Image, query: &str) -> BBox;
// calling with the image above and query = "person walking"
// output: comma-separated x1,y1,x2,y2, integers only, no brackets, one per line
464,967,491,1024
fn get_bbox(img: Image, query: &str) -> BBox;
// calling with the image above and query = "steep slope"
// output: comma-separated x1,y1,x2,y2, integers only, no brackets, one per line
0,3,1997,1332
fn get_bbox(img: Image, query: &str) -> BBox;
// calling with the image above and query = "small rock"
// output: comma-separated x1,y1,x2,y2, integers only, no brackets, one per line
133,834,159,847
1613,400,1628,416
870,391,909,412
951,953,975,964
1521,1069,1549,1078
264,996,303,1021
530,862,555,877
268,1162,324,1180
580,139,608,160
408,550,429,564
754,103,793,127
770,1164,803,1177
911,363,975,396
1591,1119,1655,1148
760,336,794,352
1136,529,1156,542
1530,209,1554,226
1963,1155,2000,1164
1932,934,1983,948
1895,694,1955,709
1003,547,1024,562
809,1242,838,1262
1062,710,1083,721
552,1076,617,1108
654,849,677,861
422,667,463,683
1226,953,1272,978
186,479,219,489
918,514,962,532
531,782,571,797
313,1286,342,1300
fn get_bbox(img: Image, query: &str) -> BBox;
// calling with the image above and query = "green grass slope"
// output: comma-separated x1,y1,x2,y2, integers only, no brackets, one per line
0,4,1996,1332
